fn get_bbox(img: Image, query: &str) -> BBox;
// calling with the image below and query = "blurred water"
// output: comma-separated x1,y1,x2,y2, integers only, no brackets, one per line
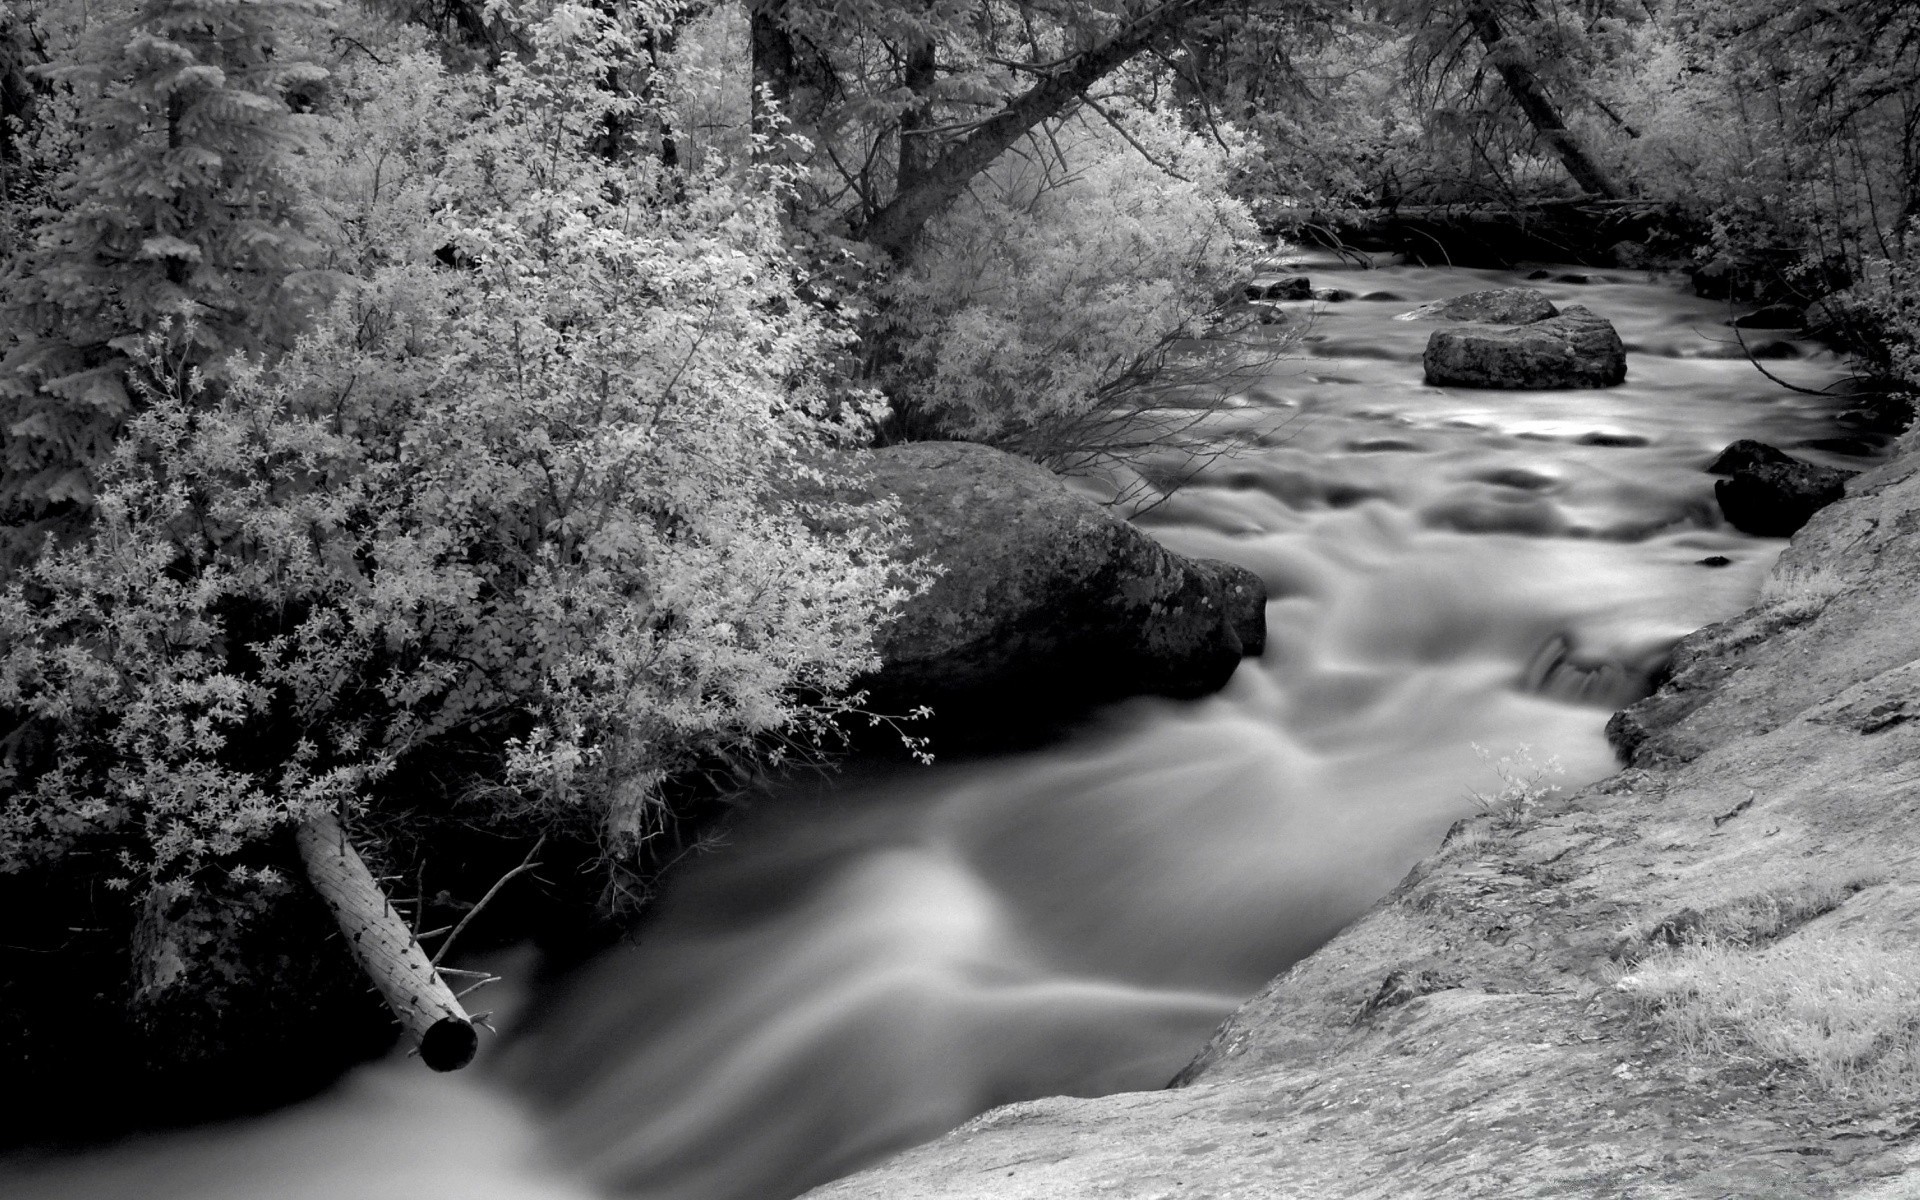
0,258,1873,1200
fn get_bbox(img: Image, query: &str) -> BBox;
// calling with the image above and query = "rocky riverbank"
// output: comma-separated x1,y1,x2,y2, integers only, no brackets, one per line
804,444,1920,1194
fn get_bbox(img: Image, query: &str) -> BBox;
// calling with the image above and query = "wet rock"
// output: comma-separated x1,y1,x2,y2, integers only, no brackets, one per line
1474,467,1559,491
1359,291,1405,302
1423,305,1628,389
851,442,1266,748
1395,287,1558,325
1577,431,1649,447
1707,439,1798,476
1698,556,1733,567
1245,275,1312,301
1553,272,1593,285
1313,288,1353,302
1712,444,1856,537
1731,304,1804,330
1422,491,1566,537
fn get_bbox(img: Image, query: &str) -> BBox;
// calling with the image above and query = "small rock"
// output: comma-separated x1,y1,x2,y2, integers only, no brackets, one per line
1244,275,1312,301
1359,291,1405,302
1578,431,1649,447
1554,272,1593,285
1731,304,1804,330
1313,288,1353,302
1698,556,1733,567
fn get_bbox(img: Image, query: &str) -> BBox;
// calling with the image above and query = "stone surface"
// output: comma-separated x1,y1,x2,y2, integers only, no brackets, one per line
1423,305,1628,389
853,442,1265,745
1395,286,1558,324
1731,304,1805,330
1709,441,1856,537
806,451,1920,1199
1244,275,1312,301
1707,439,1799,476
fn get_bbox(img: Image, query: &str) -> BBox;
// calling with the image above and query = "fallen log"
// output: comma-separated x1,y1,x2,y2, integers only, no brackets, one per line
294,812,479,1072
1265,199,1696,269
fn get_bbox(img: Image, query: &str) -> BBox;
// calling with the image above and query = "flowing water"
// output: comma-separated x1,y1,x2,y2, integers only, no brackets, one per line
0,258,1881,1200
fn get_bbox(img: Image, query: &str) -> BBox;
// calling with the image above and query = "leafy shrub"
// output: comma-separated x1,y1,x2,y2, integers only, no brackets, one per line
0,3,922,906
1465,741,1565,828
879,81,1259,463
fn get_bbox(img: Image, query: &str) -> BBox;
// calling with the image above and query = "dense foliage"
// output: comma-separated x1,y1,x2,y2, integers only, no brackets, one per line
0,1,920,910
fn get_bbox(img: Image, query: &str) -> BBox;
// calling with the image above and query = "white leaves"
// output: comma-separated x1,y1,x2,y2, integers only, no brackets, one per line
2,1,922,895
887,87,1255,449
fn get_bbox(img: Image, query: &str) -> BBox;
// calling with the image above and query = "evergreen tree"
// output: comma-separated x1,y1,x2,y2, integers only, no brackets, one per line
0,0,331,545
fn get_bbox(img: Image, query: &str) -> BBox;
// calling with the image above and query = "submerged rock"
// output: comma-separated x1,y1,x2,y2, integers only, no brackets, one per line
853,442,1265,747
1395,286,1557,325
1423,305,1628,389
1710,440,1856,537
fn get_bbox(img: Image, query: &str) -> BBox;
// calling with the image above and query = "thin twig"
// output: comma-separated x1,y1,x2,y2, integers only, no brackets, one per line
1076,92,1191,182
431,835,545,968
454,975,502,999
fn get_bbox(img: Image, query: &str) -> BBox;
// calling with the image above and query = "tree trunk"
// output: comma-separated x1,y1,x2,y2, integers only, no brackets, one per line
1464,5,1622,200
294,812,478,1072
749,0,793,148
858,0,1222,257
897,37,938,194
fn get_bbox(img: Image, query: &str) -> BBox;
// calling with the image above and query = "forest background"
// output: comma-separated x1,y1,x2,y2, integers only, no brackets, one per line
1,0,1916,1134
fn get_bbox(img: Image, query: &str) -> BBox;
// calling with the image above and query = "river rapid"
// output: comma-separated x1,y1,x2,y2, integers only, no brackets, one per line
0,257,1880,1200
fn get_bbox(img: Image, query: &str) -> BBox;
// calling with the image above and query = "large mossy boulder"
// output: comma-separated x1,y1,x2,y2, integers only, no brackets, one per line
854,442,1266,747
1708,440,1856,537
1396,287,1558,325
1422,304,1627,389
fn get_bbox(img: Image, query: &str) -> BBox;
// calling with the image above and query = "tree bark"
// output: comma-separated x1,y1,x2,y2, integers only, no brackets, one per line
749,0,793,148
858,0,1222,257
295,812,478,1072
896,37,938,195
1464,5,1622,200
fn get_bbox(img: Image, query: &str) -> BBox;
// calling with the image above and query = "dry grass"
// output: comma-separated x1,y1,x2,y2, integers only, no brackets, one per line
1758,563,1849,623
1616,876,1877,959
1616,927,1920,1103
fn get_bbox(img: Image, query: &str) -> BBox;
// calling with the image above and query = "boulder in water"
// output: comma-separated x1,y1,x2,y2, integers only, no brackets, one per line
1395,287,1558,325
1706,439,1798,476
1710,441,1856,537
1422,305,1628,389
850,442,1266,747
1731,304,1804,330
1244,275,1312,301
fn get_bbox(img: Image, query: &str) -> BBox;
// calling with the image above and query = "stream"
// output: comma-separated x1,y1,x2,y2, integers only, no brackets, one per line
0,256,1879,1200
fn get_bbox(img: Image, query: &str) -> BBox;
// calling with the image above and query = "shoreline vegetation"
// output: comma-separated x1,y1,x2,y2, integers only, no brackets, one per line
2,0,1918,1167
